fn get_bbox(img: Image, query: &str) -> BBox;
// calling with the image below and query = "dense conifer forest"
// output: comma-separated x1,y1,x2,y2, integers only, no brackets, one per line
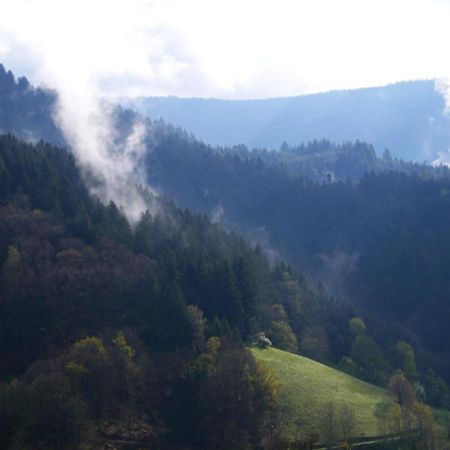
145,126,450,382
1,66,450,449
121,80,450,162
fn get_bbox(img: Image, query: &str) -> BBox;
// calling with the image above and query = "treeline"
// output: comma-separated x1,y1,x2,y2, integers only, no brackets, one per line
223,139,449,183
2,63,444,185
122,80,450,162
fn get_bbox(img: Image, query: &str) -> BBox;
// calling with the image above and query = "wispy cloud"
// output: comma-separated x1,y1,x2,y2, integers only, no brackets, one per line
0,0,176,222
2,0,450,213
1,0,450,99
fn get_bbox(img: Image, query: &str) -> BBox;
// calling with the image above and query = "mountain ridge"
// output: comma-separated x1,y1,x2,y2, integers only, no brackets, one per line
120,80,450,162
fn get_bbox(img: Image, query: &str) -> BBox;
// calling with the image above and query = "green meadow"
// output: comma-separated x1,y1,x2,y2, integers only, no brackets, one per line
252,347,394,438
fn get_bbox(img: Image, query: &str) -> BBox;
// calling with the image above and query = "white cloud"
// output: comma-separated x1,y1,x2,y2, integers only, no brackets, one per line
2,0,450,213
0,0,450,98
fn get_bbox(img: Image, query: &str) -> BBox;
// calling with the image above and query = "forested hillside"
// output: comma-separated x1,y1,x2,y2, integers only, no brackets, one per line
0,135,360,449
0,64,64,146
145,128,450,385
3,65,450,387
2,135,448,449
0,64,443,185
2,65,450,448
3,0,450,445
120,80,450,161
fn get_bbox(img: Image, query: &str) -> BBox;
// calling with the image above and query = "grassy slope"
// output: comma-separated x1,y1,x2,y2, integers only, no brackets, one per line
252,347,394,438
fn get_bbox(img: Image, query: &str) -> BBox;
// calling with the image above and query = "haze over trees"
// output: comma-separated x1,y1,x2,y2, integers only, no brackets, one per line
120,80,450,162
1,65,450,448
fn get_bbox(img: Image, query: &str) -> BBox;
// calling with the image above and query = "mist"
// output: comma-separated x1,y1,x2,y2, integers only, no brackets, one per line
433,78,450,165
2,0,450,219
0,0,172,223
54,88,150,223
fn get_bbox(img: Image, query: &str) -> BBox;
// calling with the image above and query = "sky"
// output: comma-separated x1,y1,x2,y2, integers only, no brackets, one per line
0,0,450,99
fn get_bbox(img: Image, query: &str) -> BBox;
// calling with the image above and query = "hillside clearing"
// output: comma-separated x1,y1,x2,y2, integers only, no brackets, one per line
252,347,394,437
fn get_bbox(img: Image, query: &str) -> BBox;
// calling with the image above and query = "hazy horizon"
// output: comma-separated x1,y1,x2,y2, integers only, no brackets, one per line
116,78,437,101
1,0,450,100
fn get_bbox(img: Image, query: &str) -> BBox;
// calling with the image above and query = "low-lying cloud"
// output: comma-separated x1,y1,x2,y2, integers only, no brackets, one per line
2,0,450,216
0,0,180,222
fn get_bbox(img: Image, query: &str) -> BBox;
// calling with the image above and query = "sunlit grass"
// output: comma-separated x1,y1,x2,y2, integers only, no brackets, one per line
252,346,394,437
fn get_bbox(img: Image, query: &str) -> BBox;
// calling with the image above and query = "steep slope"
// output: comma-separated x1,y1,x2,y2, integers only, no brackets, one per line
0,135,360,450
146,132,450,385
3,65,450,402
0,64,64,146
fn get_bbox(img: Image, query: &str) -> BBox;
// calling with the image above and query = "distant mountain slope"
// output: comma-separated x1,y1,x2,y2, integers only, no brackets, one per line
121,80,450,161
0,63,443,181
